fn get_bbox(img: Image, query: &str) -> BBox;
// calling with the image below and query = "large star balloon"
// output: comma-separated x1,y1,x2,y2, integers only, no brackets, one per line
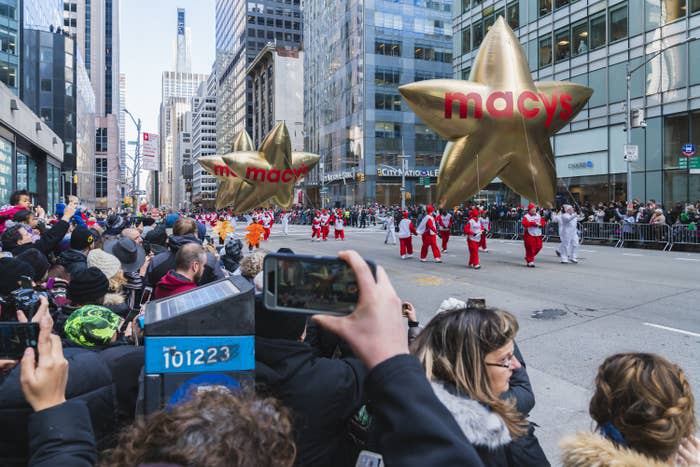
399,17,592,208
222,122,320,213
198,130,256,209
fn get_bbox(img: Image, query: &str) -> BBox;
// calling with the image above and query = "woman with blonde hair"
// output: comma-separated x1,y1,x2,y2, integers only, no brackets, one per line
561,353,699,466
411,304,544,466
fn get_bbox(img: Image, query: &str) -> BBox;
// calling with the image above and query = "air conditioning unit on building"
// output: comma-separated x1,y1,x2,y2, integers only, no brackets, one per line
631,108,646,128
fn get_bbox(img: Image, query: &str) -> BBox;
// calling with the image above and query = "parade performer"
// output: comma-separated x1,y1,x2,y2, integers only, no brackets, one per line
464,209,482,269
245,222,264,252
479,209,490,252
398,211,417,259
384,212,397,245
332,209,345,240
213,217,234,244
261,210,273,240
319,209,331,241
311,210,321,242
559,204,580,264
437,209,452,252
417,206,441,263
522,203,546,267
280,210,290,236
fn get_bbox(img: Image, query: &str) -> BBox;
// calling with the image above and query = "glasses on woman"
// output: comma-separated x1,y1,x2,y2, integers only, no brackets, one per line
485,353,516,369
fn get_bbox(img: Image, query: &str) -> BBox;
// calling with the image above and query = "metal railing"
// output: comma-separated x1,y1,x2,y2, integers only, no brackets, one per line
669,224,700,250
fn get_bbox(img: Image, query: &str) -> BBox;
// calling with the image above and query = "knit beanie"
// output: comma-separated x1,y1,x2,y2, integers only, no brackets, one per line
68,267,109,305
15,249,50,282
0,257,35,294
87,249,121,280
64,304,121,347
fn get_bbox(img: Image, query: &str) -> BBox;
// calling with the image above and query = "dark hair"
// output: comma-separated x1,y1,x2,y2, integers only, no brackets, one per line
141,217,156,226
10,190,29,206
1,225,25,250
173,217,197,236
175,243,206,271
589,353,696,462
47,264,71,282
12,210,33,223
100,389,296,467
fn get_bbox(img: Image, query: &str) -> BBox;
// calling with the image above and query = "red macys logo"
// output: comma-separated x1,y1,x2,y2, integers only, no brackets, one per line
444,91,573,128
214,164,237,177
213,164,310,183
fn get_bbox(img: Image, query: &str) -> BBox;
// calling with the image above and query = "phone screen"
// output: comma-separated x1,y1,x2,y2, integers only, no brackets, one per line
0,322,39,360
264,254,375,315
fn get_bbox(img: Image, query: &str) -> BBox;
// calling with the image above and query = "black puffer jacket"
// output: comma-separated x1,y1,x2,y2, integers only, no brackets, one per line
56,248,88,276
0,347,117,467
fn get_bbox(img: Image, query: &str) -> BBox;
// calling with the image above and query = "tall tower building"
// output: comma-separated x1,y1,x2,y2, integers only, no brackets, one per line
214,0,303,153
191,74,218,205
175,8,192,73
119,72,126,198
157,8,207,207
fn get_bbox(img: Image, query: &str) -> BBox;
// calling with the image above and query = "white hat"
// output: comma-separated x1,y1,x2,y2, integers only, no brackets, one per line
87,248,121,280
436,297,467,313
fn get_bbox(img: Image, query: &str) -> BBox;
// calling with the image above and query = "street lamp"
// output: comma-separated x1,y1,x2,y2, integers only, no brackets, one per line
123,108,142,208
625,34,696,203
398,154,409,211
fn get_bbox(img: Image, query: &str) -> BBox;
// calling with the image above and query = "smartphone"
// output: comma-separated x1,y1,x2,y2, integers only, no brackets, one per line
467,298,486,309
140,286,153,306
355,450,383,467
401,303,409,317
0,322,39,360
264,253,376,316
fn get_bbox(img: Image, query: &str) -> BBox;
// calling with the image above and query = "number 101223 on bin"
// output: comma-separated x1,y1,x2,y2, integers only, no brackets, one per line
144,336,255,374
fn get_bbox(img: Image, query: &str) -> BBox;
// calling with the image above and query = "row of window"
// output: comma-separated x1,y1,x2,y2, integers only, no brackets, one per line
95,157,107,198
374,68,450,87
247,15,300,30
537,3,627,67
460,1,520,53
374,40,452,63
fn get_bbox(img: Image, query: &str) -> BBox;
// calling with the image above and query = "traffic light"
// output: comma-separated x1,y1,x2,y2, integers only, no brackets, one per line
358,173,365,182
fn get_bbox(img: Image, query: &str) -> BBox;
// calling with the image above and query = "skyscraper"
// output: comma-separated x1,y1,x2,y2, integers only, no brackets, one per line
304,0,452,206
191,74,218,205
214,0,303,153
119,72,126,198
157,8,207,207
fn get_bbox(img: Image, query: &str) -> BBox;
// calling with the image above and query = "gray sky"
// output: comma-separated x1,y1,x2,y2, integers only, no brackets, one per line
120,0,215,154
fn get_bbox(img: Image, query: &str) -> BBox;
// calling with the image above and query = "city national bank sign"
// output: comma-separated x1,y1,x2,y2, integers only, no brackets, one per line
376,168,440,177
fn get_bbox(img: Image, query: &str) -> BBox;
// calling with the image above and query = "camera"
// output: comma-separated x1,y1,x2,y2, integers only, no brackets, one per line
0,276,47,321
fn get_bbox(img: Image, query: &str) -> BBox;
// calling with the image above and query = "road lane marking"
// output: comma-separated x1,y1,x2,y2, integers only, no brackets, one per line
675,258,700,262
643,322,700,338
622,253,642,257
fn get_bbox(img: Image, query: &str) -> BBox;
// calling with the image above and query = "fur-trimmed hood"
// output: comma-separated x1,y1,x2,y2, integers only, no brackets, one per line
102,292,125,306
560,432,670,467
430,381,511,450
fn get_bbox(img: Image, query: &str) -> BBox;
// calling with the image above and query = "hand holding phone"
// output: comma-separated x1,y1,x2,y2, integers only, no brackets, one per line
20,315,68,412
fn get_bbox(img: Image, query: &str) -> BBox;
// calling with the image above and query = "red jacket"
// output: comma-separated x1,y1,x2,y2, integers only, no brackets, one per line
0,205,26,234
154,270,197,299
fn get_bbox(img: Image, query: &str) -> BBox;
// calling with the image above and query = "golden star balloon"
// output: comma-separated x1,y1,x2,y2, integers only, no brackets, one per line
198,130,256,209
223,122,320,213
399,17,592,208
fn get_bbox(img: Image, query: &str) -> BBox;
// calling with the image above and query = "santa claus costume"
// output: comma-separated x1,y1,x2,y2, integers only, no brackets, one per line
311,211,321,241
479,209,490,252
417,206,441,263
522,203,546,267
463,209,482,269
332,209,345,240
261,210,273,240
437,209,453,252
398,211,417,259
319,209,331,241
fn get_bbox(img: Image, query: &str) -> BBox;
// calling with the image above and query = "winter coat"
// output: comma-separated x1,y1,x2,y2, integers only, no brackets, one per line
0,347,117,467
154,270,198,299
560,432,669,467
0,205,26,234
56,248,88,276
431,381,514,467
9,220,70,258
255,336,367,467
145,234,224,287
26,400,97,467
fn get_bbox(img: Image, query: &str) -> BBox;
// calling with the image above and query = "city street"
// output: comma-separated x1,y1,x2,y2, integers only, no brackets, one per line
263,224,700,462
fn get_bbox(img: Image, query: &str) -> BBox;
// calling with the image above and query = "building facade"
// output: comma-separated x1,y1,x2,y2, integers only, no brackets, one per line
247,45,304,150
191,76,218,205
214,0,303,153
1,80,64,209
304,0,453,207
174,113,192,209
453,0,700,207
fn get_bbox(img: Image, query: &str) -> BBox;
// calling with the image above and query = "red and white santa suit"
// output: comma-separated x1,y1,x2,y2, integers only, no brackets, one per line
319,209,331,241
398,211,417,258
311,211,321,241
437,211,453,252
479,210,490,251
417,206,441,262
464,209,482,269
333,210,345,240
522,204,546,266
261,211,273,240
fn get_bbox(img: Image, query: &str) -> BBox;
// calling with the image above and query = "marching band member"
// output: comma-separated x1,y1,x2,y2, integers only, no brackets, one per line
311,210,322,242
522,203,546,267
479,208,490,252
333,209,346,240
417,206,441,263
319,209,331,241
398,211,417,259
464,208,482,269
437,208,453,252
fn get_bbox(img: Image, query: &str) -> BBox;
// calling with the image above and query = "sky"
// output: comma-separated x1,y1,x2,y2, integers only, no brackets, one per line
120,0,215,170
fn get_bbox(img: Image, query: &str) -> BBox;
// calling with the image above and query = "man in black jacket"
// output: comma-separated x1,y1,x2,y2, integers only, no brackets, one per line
255,300,366,466
1,203,75,258
56,226,96,275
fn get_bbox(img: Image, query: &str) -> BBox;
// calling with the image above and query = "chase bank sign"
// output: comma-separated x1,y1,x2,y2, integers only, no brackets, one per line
567,160,594,170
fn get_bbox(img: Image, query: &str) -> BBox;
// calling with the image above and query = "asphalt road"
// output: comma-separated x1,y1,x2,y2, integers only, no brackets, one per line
259,224,700,464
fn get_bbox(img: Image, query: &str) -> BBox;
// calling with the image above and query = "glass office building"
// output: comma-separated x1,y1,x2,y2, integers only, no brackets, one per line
304,0,453,206
454,0,700,207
